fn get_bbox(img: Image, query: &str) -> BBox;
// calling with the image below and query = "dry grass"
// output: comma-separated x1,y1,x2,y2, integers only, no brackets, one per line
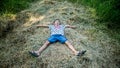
0,0,120,68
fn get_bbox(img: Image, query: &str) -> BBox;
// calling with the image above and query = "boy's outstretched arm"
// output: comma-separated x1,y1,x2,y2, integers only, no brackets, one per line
65,25,76,29
36,24,49,28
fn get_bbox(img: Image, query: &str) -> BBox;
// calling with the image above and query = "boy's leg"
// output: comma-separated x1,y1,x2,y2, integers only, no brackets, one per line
65,41,79,55
30,35,56,56
33,41,50,55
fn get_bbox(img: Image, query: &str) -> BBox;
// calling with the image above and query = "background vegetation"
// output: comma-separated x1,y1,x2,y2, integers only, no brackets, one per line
0,0,36,14
68,0,120,29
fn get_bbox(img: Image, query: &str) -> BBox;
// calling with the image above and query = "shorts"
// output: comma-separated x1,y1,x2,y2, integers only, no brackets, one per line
48,34,67,44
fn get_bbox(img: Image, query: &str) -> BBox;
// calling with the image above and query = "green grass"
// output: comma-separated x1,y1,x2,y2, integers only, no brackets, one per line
67,0,120,29
0,0,37,14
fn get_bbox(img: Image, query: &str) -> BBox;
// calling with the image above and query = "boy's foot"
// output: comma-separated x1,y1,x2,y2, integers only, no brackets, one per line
76,50,86,56
29,51,39,57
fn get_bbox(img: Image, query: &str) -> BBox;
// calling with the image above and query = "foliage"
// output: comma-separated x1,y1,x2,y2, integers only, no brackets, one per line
67,0,120,29
0,0,36,14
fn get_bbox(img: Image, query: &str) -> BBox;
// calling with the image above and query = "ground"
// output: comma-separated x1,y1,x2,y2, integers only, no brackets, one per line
0,0,120,68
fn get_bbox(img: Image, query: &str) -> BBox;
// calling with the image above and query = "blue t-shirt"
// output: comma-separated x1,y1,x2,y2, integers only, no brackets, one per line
48,25,66,35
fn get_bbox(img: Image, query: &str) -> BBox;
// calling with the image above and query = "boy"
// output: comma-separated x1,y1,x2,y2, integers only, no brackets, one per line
29,19,86,57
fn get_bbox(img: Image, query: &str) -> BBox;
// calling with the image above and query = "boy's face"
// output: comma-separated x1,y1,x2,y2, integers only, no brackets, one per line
54,20,60,26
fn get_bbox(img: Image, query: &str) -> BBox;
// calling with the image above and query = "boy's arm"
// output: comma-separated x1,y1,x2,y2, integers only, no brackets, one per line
65,25,76,29
36,24,49,28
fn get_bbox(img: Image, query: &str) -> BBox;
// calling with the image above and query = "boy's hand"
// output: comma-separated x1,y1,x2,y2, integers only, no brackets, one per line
66,25,76,29
70,26,76,29
36,25,40,28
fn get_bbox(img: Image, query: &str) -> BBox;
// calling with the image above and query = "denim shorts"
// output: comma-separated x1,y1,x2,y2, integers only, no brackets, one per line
48,34,67,44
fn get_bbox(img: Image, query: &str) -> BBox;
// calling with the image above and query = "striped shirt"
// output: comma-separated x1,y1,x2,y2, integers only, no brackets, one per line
48,25,66,35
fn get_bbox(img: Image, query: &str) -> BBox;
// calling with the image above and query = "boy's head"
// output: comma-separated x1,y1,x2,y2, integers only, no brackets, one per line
53,19,61,26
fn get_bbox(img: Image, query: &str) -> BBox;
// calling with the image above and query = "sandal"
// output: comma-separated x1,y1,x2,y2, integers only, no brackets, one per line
29,51,39,57
77,50,86,56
